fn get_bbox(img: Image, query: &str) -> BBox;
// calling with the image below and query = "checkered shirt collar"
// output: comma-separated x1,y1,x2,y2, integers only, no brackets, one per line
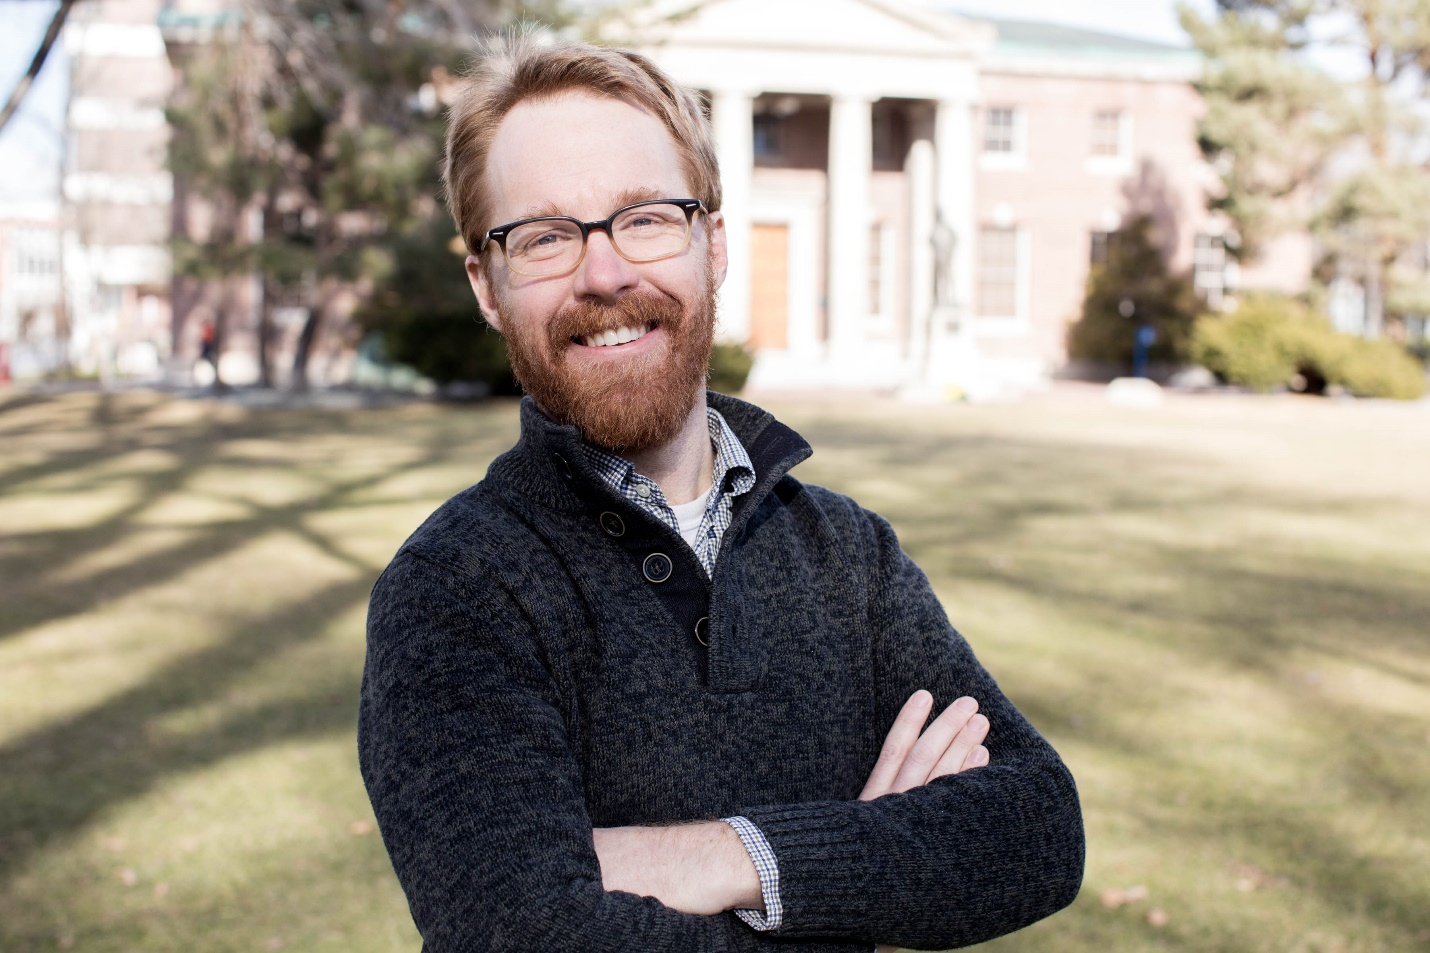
580,406,755,530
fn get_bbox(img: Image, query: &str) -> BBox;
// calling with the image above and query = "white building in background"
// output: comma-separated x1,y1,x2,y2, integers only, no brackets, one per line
0,0,173,383
60,0,174,380
2,0,1318,391
612,0,1307,396
0,202,64,380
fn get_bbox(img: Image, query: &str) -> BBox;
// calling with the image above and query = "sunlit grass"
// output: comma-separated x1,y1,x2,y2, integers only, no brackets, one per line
0,388,1426,952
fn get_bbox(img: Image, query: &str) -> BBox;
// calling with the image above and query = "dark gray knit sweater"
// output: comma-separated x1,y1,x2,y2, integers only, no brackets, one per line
358,393,1084,953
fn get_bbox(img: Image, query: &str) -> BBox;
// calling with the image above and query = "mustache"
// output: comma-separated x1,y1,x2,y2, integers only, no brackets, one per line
546,293,685,347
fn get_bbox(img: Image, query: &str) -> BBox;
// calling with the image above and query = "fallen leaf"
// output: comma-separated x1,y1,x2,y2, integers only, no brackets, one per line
1148,908,1168,927
1235,877,1257,892
1100,888,1127,909
265,938,284,951
349,821,374,836
118,867,138,887
100,836,127,853
1125,885,1149,902
153,882,170,899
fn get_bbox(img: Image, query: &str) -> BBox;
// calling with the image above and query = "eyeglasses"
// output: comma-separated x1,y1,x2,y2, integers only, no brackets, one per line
480,199,706,277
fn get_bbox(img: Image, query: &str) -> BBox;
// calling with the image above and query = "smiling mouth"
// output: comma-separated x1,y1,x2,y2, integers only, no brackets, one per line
575,323,654,348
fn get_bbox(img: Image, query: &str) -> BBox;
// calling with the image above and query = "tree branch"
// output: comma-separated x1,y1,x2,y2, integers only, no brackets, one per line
0,0,82,137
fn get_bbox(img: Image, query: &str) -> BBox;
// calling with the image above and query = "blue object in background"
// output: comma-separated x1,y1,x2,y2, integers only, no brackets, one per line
1133,324,1157,378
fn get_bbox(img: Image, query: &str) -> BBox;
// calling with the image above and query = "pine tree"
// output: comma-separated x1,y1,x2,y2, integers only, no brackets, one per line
166,0,571,389
1182,0,1430,340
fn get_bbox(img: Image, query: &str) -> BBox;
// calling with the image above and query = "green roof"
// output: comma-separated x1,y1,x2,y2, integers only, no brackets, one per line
946,10,1200,60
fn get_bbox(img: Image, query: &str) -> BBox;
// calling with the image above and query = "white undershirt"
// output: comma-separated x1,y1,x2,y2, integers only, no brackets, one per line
669,484,714,550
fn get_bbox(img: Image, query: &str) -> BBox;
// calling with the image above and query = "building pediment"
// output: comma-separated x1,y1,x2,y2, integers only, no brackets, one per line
606,0,993,60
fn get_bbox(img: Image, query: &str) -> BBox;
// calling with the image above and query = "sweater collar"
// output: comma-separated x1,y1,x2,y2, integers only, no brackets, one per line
488,393,812,517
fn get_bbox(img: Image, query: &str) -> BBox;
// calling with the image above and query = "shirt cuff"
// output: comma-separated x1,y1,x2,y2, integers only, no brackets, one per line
722,815,783,931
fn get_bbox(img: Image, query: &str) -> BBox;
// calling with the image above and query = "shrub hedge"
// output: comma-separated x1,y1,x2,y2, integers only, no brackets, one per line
1192,294,1426,400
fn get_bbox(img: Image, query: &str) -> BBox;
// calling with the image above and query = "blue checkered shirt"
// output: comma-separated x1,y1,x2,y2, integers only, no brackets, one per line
581,407,784,931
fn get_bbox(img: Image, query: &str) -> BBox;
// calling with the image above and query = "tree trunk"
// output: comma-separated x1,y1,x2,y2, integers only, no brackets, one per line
1365,257,1384,340
257,275,275,388
290,289,326,392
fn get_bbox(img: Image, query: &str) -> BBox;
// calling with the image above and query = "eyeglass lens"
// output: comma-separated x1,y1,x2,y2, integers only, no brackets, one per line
504,203,692,275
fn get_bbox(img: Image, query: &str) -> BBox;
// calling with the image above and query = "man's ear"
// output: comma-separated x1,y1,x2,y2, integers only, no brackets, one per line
703,210,729,291
467,254,504,332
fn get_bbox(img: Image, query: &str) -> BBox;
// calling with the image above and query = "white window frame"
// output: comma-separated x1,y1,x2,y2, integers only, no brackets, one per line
867,221,896,331
979,106,1027,170
974,224,1031,334
1085,109,1133,176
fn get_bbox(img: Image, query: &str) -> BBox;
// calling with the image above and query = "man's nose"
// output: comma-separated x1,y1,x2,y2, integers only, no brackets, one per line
573,228,640,301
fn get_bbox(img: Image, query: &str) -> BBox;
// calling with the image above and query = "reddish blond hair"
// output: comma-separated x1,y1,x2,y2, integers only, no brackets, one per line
443,36,722,255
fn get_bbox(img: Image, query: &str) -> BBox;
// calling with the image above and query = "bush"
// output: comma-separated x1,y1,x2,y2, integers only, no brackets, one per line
1330,336,1427,399
1192,294,1426,399
1068,215,1202,367
708,342,754,394
355,218,519,393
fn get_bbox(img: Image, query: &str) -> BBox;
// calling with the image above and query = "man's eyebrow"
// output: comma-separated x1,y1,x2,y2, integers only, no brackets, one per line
515,187,669,223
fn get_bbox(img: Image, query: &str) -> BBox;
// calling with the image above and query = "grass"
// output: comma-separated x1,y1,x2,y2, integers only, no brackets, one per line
0,387,1427,952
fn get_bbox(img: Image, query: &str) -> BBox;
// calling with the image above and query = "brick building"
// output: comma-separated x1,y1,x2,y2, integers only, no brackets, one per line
620,0,1313,395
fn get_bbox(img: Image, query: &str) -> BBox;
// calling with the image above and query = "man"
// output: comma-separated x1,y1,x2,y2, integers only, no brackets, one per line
358,37,1083,953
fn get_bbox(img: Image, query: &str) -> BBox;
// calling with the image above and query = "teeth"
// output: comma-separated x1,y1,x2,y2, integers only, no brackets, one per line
580,325,651,348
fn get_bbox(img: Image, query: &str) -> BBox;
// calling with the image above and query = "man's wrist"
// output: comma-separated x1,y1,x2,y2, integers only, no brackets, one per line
592,821,763,916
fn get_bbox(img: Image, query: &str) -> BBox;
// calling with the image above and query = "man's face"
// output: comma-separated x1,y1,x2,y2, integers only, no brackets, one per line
469,91,728,453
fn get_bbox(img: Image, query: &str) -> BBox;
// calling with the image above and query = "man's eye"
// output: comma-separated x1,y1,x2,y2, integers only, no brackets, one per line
515,230,572,256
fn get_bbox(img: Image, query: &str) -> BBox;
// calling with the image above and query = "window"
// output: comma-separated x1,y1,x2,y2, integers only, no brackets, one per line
1090,230,1118,266
983,107,1018,154
1091,110,1126,157
753,113,786,160
978,226,1020,318
868,223,894,320
1193,233,1227,308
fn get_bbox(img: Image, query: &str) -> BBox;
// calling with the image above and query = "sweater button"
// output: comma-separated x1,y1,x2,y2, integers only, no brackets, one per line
642,553,673,583
552,452,573,480
694,616,709,646
599,511,625,537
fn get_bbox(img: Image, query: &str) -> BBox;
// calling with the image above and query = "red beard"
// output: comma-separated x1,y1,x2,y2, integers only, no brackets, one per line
497,273,716,454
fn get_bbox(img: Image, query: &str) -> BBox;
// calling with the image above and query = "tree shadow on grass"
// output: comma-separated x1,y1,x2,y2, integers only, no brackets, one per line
0,392,515,894
792,415,1430,949
0,395,514,644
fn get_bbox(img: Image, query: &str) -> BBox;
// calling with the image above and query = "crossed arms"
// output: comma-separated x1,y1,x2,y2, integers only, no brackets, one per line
358,497,1084,952
594,688,992,918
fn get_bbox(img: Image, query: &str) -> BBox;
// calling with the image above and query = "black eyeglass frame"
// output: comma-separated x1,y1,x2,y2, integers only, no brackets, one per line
479,198,706,276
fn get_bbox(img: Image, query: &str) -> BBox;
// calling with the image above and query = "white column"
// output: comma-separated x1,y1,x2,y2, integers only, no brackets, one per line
905,137,936,375
935,98,976,332
826,94,874,356
710,89,754,345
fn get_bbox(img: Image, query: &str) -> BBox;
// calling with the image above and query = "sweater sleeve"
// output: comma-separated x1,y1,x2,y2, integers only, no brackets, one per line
736,504,1085,950
358,550,868,953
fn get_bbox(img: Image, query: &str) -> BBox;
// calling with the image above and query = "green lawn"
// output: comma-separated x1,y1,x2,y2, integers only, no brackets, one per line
1,388,1426,953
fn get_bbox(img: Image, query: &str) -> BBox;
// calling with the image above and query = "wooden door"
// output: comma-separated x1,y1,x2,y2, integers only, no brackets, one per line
749,223,789,350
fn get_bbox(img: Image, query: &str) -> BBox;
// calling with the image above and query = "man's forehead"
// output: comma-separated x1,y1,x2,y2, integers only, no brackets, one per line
485,91,689,224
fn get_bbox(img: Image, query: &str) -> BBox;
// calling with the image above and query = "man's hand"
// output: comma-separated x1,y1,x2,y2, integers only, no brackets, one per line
593,821,763,916
860,690,990,801
865,691,990,953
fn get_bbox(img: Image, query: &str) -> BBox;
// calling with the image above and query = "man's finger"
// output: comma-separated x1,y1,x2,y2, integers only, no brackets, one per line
859,690,933,801
891,696,979,794
929,714,990,782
